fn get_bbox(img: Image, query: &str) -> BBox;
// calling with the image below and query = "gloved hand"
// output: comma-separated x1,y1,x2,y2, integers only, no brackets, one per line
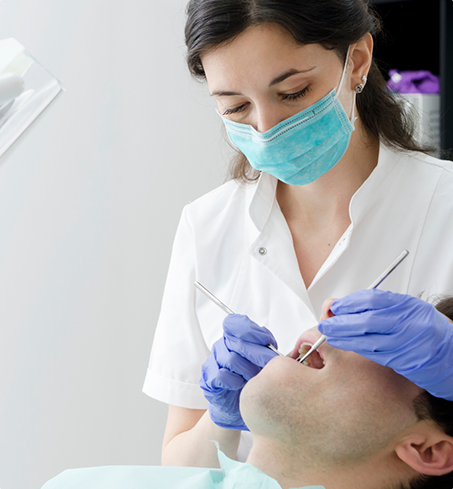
318,289,453,400
200,314,278,430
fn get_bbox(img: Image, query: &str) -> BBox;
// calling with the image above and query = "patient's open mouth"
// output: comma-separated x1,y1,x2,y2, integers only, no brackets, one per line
296,342,325,369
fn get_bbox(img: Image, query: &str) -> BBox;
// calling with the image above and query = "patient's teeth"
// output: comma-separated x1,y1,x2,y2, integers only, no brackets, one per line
299,342,313,355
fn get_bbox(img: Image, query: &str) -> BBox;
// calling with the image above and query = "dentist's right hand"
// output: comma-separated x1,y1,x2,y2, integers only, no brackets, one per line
200,314,278,431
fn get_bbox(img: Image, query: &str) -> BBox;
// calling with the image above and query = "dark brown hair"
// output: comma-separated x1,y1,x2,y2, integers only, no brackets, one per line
184,0,434,182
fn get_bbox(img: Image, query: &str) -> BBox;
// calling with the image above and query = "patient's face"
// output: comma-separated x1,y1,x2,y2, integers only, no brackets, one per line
240,323,423,466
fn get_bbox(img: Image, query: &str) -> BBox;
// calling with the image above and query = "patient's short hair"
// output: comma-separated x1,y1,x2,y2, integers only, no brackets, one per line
405,297,453,489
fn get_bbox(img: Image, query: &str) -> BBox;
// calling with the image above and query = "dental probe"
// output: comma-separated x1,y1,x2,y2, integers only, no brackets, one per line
194,281,284,356
297,249,410,364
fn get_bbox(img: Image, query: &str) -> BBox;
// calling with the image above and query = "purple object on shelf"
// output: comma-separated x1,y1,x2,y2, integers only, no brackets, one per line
388,69,440,94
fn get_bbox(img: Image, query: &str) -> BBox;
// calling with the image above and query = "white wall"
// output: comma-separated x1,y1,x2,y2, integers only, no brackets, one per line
0,1,230,488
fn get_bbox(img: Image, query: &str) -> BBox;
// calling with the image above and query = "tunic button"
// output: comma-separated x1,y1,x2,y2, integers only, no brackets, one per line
258,247,267,255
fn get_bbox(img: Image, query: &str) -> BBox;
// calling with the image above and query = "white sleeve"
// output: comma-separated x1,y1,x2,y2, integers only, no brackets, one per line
143,206,210,409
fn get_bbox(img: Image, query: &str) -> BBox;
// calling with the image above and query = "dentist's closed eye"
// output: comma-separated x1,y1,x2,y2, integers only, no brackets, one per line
223,103,249,116
280,85,310,101
222,86,310,116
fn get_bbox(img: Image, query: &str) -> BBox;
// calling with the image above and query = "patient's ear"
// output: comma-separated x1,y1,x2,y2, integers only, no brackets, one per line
395,425,453,476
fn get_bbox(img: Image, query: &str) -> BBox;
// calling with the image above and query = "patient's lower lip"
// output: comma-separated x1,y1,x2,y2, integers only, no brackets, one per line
309,350,325,369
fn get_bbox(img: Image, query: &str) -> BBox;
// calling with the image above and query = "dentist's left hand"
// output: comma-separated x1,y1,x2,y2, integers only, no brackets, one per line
200,314,278,431
318,289,453,401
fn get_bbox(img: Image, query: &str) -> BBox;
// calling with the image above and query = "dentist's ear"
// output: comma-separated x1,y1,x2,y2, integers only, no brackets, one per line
349,33,373,91
395,424,453,476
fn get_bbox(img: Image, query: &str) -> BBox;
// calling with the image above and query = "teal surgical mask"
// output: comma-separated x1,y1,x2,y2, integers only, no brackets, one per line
219,48,357,186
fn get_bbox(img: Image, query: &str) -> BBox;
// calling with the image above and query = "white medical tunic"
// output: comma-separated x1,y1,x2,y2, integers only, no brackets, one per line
143,143,453,410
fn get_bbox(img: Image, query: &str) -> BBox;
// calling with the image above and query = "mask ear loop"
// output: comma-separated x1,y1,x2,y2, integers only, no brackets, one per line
351,91,357,127
337,46,357,126
336,46,351,97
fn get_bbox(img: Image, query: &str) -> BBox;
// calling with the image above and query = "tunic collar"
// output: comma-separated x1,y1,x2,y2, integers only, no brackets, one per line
247,141,399,233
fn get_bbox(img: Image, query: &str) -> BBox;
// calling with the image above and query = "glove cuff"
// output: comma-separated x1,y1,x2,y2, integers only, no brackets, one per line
208,404,250,432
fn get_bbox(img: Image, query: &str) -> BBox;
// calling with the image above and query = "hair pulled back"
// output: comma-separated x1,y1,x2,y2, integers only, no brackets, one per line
185,0,432,182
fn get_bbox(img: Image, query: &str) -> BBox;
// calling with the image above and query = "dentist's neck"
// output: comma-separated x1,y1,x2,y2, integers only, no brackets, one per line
276,117,379,232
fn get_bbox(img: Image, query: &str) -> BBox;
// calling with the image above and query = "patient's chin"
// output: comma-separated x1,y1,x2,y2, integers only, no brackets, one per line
240,357,303,439
240,376,280,437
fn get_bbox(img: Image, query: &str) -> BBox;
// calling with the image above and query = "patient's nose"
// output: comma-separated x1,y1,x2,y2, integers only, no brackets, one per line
320,298,337,321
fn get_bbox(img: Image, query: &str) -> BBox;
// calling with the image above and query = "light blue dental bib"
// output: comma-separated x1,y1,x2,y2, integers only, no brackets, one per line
220,88,356,186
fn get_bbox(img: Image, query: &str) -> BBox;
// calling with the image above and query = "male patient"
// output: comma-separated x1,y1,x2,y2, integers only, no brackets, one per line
43,298,453,489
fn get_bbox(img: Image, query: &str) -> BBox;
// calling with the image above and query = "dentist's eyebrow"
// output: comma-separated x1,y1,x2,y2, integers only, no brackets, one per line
210,66,316,97
269,66,316,87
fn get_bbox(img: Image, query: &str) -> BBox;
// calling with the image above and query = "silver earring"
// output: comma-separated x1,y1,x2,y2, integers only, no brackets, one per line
355,75,367,94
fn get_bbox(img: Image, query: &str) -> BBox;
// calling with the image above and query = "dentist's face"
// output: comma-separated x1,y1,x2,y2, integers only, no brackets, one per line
201,23,354,133
240,321,423,466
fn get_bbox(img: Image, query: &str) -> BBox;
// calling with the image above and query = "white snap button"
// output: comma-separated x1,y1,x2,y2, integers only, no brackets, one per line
258,247,267,255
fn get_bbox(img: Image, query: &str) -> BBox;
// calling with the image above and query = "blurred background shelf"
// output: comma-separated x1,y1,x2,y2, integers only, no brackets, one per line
370,0,453,155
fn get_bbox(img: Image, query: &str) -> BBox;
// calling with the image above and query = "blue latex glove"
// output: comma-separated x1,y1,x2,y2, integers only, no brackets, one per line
318,289,453,401
200,314,278,430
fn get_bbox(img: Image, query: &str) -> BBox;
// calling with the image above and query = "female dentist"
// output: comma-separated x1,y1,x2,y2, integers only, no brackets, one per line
143,0,453,468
